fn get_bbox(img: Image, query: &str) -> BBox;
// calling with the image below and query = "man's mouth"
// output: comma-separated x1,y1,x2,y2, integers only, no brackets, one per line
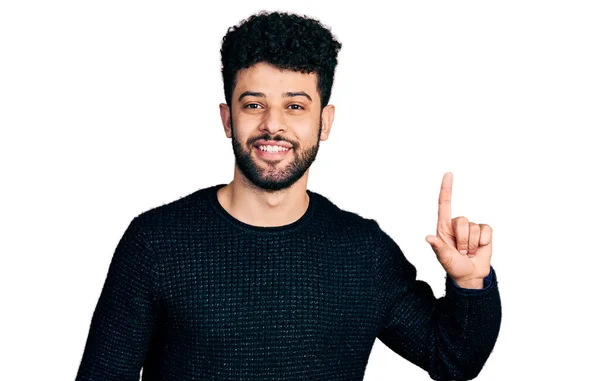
254,144,292,160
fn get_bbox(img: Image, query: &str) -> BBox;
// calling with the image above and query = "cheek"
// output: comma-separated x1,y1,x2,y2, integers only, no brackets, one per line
296,115,321,137
302,123,322,143
231,118,255,141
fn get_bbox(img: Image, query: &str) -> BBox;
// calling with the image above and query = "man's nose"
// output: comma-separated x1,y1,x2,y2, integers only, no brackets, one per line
261,107,287,134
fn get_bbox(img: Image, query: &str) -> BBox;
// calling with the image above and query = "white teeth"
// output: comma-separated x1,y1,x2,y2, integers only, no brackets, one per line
258,145,290,152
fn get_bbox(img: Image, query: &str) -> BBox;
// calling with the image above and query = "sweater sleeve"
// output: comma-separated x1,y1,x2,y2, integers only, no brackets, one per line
75,216,161,381
373,224,502,381
449,267,494,294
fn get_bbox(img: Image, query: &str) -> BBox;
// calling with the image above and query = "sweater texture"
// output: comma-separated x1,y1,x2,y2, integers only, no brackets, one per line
75,183,501,381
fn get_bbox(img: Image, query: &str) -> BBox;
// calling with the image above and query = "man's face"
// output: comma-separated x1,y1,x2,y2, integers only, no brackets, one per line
221,62,333,192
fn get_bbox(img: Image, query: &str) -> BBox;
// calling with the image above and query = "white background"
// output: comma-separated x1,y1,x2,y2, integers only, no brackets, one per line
1,1,599,380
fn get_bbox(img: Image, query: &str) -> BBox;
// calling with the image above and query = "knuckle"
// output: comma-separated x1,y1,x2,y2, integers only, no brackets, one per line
482,225,493,237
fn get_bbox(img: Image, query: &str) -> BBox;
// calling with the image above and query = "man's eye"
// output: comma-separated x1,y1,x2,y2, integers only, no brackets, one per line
289,104,303,110
245,103,261,109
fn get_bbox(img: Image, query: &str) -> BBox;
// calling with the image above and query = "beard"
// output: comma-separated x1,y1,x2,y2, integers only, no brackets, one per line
230,117,323,192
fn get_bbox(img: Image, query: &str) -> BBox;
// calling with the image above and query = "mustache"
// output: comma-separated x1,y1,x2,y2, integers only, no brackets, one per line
250,135,295,148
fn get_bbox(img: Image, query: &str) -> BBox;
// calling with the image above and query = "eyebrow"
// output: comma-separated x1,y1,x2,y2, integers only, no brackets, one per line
238,91,312,102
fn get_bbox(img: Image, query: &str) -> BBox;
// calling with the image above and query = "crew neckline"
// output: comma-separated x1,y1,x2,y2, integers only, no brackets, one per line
207,183,318,233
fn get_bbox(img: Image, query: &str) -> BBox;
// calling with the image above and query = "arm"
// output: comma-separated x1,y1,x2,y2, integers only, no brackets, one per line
374,226,502,381
75,216,161,381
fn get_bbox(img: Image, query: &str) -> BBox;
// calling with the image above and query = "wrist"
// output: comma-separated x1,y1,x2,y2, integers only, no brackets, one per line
454,278,484,290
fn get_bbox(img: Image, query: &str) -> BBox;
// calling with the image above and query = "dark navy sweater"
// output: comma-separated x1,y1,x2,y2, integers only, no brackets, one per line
75,184,501,380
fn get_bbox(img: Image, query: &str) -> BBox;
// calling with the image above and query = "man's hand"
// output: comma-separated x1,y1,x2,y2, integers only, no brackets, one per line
425,172,493,289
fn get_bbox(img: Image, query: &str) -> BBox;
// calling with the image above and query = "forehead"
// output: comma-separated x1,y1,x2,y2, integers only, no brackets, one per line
233,62,318,98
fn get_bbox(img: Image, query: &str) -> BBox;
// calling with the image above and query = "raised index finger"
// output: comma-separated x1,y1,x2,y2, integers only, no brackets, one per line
437,172,453,225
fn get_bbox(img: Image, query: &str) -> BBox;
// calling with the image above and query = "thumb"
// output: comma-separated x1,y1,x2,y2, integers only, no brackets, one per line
425,235,438,246
426,235,452,268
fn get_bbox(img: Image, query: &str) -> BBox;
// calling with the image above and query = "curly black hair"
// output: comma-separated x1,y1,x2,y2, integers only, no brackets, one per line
220,11,342,110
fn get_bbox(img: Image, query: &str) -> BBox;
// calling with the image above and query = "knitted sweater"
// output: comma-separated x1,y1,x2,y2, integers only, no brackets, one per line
75,184,501,381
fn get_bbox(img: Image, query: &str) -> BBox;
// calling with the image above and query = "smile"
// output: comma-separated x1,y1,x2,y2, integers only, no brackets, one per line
254,145,292,160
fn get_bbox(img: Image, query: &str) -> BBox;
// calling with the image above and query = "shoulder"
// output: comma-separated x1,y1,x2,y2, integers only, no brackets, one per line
309,189,383,240
129,184,221,233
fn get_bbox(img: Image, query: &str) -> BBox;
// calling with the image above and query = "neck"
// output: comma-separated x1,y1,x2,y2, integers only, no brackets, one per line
216,170,311,228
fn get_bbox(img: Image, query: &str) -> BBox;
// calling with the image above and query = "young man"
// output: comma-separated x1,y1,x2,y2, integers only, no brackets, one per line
75,11,501,381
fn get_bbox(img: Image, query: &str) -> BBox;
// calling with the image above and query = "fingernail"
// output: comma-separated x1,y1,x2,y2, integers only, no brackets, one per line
459,250,468,255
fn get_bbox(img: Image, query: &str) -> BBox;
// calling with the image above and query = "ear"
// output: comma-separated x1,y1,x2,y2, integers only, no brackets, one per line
319,104,335,141
219,103,232,138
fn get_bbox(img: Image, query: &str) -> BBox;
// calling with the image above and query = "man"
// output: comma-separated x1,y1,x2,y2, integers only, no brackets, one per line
75,10,501,381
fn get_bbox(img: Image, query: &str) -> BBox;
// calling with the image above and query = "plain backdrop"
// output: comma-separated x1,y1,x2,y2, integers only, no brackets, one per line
1,1,599,380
